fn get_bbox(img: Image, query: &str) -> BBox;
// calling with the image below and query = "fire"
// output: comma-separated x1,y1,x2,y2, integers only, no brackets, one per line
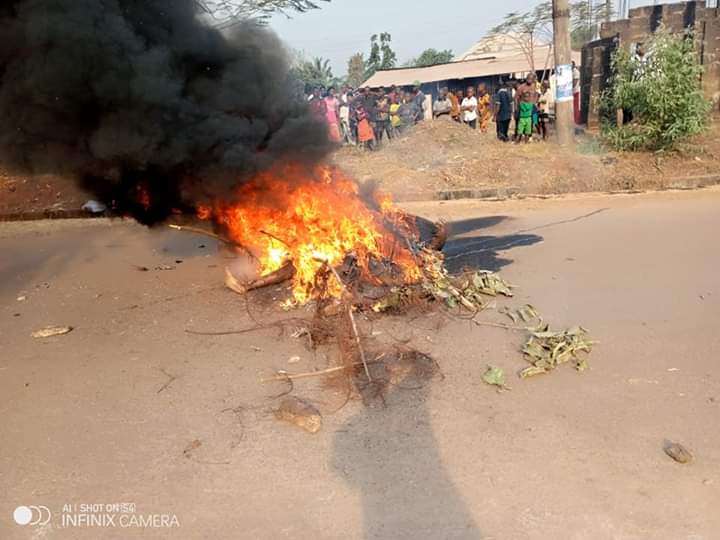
135,185,151,210
199,164,421,304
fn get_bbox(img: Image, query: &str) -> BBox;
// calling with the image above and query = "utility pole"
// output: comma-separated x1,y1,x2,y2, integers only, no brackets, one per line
553,0,574,145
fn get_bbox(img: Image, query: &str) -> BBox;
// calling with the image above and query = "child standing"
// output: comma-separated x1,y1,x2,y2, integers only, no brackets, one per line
461,86,478,130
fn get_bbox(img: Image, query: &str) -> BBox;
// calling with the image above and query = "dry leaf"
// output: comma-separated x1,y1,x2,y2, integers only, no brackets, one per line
31,326,73,338
664,441,693,464
482,365,509,390
521,327,594,377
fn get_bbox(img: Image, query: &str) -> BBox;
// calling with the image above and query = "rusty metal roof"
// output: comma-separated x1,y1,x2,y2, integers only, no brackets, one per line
362,49,581,88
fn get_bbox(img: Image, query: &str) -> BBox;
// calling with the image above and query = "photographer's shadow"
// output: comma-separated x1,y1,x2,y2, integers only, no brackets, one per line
332,368,482,540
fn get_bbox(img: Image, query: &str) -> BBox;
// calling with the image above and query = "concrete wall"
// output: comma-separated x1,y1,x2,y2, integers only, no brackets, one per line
583,1,720,127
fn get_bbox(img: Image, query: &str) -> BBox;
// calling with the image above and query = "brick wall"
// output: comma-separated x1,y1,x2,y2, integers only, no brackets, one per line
583,1,720,127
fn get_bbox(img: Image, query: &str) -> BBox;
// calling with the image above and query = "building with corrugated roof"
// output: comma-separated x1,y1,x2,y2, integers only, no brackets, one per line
361,37,580,104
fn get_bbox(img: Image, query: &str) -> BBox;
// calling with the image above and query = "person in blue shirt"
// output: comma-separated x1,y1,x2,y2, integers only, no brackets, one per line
494,80,513,142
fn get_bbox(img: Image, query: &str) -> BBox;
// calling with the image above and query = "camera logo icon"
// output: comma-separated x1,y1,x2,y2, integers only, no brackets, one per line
13,505,52,526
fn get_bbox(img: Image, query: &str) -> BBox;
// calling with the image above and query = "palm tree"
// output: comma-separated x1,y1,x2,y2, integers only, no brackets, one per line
290,55,340,93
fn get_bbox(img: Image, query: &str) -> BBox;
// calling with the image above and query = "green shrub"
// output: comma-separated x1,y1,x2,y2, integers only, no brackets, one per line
601,29,710,151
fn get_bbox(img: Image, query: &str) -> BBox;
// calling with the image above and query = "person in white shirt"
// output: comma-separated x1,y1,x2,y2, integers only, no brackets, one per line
339,87,353,144
632,42,651,79
537,79,554,140
461,86,478,129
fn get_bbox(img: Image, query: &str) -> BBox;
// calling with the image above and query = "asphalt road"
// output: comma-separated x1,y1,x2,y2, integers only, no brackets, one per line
1,188,719,539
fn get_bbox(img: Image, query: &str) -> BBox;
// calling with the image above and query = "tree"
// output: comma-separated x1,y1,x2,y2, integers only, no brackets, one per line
489,2,554,74
364,33,397,80
490,1,616,73
571,1,613,49
290,55,340,92
196,0,329,27
407,49,454,67
346,53,366,88
601,29,710,151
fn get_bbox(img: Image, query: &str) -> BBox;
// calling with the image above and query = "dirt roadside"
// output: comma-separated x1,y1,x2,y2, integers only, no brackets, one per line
1,188,718,539
2,121,719,218
333,119,720,200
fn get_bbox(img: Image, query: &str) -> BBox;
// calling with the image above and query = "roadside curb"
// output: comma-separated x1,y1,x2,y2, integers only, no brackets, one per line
0,209,110,222
1,174,719,222
430,174,720,202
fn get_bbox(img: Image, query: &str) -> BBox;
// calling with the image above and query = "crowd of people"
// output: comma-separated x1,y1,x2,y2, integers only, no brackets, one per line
308,85,428,149
431,73,556,143
307,70,563,149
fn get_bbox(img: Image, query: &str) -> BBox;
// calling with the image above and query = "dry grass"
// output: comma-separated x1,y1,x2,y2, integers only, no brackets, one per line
333,118,720,199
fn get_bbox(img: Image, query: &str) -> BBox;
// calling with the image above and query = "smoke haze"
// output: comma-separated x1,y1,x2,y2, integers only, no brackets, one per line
0,0,331,224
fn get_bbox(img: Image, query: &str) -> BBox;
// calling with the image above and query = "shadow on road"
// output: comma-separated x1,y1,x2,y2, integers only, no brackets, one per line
0,229,98,299
442,216,543,273
332,377,483,540
330,214,542,539
0,224,214,301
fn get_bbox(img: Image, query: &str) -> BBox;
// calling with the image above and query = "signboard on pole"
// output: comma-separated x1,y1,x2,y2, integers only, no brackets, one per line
555,64,573,102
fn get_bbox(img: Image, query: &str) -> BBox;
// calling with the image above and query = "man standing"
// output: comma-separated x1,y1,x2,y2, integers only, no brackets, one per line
398,91,420,132
494,81,512,142
339,87,354,145
516,73,539,109
515,74,539,126
373,89,392,144
461,86,478,129
433,87,452,119
413,84,426,123
572,60,581,125
632,42,650,79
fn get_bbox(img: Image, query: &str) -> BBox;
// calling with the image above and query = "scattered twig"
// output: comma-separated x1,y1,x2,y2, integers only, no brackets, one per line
169,224,257,260
260,230,290,248
168,224,233,245
157,367,178,394
324,262,372,382
185,318,311,336
261,354,386,383
472,319,527,332
266,377,294,399
346,303,372,382
262,365,347,383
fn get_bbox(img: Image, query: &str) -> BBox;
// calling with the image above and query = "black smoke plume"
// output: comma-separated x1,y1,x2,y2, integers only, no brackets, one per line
0,0,331,224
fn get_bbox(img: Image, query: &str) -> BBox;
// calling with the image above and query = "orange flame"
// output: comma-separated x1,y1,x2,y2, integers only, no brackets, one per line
135,185,151,211
200,164,421,304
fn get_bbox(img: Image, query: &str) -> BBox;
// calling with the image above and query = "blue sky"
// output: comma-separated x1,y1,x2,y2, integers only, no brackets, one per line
269,0,651,75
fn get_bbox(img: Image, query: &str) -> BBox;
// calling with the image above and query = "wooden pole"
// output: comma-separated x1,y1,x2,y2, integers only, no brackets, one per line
553,0,575,146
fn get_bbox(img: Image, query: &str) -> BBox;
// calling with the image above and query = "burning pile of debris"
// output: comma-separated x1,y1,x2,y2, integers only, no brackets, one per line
171,162,553,408
173,164,451,310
